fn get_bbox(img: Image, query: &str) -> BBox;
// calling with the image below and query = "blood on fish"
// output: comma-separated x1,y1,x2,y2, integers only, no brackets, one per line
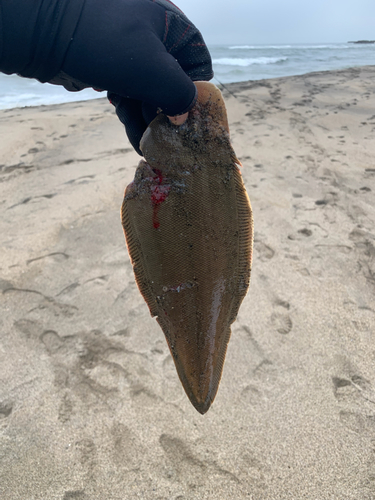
153,168,163,184
151,169,170,229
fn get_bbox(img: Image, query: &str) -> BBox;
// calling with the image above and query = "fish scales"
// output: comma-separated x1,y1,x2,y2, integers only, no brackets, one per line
121,82,253,414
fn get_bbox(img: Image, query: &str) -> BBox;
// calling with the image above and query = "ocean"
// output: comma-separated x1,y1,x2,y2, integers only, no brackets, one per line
1,43,375,109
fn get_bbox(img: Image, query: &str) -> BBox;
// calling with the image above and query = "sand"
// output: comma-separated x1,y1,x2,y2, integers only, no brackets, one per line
0,66,374,500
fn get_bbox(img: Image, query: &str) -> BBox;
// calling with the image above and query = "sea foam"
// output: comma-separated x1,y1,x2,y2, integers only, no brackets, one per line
212,57,288,67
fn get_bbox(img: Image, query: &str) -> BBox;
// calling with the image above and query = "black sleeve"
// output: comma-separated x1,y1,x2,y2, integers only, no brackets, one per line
0,0,85,82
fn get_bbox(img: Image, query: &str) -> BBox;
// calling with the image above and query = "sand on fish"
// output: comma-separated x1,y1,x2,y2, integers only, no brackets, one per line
0,66,375,499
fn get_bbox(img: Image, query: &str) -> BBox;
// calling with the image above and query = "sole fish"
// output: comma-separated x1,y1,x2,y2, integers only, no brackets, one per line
121,82,253,414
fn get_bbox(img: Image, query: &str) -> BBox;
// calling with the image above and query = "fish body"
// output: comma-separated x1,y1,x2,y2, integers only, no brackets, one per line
121,82,253,414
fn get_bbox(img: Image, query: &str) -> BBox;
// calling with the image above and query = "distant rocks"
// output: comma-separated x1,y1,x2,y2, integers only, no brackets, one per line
348,40,375,44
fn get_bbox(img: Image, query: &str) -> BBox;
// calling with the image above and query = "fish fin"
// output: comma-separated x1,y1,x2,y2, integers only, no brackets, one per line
121,196,158,317
227,163,253,325
231,153,243,170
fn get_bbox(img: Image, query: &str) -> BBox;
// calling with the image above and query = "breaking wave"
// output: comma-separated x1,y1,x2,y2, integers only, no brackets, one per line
228,44,354,50
212,56,288,67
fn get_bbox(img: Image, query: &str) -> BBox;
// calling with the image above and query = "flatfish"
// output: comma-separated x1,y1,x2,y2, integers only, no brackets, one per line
121,82,253,414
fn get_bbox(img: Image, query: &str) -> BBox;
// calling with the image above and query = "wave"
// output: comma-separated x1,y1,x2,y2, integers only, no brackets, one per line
229,45,292,50
212,57,288,67
228,44,352,50
0,72,104,110
289,44,352,50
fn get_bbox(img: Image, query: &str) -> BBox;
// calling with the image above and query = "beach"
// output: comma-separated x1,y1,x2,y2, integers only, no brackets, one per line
0,66,374,499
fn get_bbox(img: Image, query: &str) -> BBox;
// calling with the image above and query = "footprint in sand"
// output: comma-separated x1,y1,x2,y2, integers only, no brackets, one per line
76,437,97,475
254,239,275,261
159,434,239,484
271,298,293,335
332,355,375,439
349,229,375,287
62,491,88,500
58,393,74,423
0,401,13,419
271,312,293,335
288,228,313,240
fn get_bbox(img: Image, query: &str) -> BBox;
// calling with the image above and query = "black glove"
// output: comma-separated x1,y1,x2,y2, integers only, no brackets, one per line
58,0,213,154
1,0,212,154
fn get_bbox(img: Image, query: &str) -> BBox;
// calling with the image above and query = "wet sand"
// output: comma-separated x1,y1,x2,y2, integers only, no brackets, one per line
0,66,375,499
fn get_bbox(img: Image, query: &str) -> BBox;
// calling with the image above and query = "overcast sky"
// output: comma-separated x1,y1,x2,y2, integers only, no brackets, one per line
176,0,375,45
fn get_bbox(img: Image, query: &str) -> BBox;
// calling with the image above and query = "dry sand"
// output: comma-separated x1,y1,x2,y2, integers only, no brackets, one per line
0,66,374,500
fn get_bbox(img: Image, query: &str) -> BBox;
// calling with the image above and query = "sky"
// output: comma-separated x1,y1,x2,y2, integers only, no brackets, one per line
175,0,375,45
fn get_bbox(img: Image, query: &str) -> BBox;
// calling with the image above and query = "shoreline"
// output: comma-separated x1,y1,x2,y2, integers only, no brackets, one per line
2,64,375,113
1,65,374,499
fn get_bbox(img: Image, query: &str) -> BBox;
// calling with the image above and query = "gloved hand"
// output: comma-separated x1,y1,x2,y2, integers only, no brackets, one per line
54,0,213,154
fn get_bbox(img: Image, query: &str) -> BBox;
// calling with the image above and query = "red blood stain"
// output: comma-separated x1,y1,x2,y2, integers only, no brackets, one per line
153,168,163,185
151,169,170,229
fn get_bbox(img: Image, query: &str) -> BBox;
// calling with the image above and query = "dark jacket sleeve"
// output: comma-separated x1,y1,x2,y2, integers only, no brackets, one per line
0,0,85,82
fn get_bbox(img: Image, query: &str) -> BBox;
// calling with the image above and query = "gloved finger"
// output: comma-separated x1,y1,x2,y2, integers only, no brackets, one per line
172,31,213,82
108,93,146,156
160,4,213,82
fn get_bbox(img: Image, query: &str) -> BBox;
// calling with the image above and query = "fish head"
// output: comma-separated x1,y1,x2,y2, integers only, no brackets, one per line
140,81,233,174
